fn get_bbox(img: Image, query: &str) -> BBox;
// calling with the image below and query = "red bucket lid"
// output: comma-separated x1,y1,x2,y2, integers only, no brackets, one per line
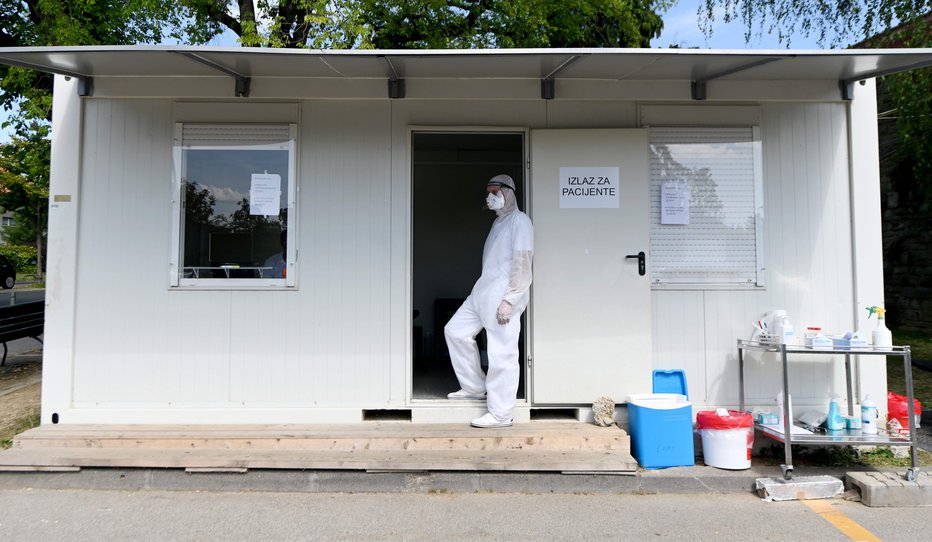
696,410,753,429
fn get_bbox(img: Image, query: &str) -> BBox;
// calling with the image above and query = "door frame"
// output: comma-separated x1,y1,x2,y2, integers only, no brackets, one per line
406,125,531,405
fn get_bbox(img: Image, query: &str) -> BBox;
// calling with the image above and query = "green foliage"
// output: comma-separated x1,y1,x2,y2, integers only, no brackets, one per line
0,125,48,254
698,2,931,210
0,245,38,275
174,1,671,49
698,1,931,48
357,0,669,49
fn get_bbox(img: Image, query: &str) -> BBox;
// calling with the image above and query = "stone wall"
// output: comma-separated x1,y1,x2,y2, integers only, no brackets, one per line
878,83,932,332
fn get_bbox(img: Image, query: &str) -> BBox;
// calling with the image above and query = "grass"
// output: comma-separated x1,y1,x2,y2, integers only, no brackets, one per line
887,328,932,408
0,407,40,449
756,444,932,468
14,272,44,288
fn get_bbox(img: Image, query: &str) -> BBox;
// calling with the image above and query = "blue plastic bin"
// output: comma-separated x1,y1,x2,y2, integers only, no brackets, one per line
627,393,695,469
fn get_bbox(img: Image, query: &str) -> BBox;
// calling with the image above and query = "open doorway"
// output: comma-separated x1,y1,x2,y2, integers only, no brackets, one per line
411,131,527,400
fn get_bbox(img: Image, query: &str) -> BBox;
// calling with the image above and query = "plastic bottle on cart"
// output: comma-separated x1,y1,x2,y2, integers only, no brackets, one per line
774,315,796,345
861,395,878,435
867,307,892,348
826,395,845,431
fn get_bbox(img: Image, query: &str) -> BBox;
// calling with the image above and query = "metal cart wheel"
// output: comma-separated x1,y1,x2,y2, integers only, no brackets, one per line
781,465,793,481
906,468,918,482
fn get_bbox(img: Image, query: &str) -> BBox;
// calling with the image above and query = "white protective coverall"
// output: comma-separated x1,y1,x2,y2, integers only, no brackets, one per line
444,174,534,422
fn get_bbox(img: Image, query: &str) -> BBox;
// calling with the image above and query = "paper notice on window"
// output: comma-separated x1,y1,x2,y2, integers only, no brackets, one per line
249,173,281,216
661,181,689,225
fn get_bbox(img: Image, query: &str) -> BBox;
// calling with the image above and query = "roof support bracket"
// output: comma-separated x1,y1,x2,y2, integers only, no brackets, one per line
691,80,707,101
379,56,405,99
840,80,855,101
76,76,94,97
175,52,251,97
541,55,582,100
0,55,93,96
691,57,784,101
839,56,932,100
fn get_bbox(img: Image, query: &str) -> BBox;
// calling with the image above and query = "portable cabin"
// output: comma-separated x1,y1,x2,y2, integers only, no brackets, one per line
2,46,930,428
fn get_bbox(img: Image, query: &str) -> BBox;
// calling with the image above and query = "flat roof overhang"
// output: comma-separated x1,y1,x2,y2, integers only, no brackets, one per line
1,46,930,100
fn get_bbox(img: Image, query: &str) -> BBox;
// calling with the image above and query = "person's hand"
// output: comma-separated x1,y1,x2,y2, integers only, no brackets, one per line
496,301,512,325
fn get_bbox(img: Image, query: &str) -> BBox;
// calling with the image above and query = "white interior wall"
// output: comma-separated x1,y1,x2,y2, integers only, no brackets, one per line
52,89,872,422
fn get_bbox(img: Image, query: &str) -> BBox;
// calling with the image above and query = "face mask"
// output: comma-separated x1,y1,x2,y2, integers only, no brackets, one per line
486,192,505,210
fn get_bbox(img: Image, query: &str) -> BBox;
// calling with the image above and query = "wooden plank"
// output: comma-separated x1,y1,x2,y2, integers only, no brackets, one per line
15,422,627,438
13,435,629,452
0,448,637,473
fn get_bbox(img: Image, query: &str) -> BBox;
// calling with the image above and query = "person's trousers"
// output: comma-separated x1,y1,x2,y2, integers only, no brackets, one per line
444,295,521,420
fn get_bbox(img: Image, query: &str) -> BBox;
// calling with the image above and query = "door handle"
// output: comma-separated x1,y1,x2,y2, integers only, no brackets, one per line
625,251,646,276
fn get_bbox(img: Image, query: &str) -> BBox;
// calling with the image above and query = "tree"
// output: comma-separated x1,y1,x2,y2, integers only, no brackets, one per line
0,123,50,277
698,1,931,202
698,1,930,48
177,1,670,49
1,1,211,276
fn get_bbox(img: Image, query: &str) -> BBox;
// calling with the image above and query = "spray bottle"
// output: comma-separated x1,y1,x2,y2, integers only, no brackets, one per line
866,306,893,348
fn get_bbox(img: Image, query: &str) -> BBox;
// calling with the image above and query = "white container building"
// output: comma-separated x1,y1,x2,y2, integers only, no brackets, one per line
1,46,930,427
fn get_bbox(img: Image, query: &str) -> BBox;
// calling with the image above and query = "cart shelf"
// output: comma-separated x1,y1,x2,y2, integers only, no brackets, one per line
737,340,919,481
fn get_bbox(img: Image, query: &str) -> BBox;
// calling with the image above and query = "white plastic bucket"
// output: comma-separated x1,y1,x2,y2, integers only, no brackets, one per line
697,410,753,470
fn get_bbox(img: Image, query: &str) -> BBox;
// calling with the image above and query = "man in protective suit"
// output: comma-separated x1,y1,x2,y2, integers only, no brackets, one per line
444,174,534,428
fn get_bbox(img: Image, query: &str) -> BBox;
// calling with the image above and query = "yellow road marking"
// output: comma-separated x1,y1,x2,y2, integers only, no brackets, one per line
803,499,882,542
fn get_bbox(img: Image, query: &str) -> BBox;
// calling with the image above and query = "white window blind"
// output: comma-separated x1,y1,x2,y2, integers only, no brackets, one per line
649,127,764,286
182,124,292,149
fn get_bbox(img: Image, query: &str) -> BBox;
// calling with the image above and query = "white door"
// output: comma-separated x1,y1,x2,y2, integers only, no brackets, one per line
530,129,651,404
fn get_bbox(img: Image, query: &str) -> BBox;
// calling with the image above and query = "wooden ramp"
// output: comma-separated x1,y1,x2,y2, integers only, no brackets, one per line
0,423,637,474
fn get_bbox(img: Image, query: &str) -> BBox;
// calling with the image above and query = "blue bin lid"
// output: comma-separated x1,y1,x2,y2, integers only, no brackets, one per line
652,369,688,399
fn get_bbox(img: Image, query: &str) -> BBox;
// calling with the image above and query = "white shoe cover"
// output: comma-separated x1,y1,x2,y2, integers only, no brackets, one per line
447,389,487,400
470,412,513,428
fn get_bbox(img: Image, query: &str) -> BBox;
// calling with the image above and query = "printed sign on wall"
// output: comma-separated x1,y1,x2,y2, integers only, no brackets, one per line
559,167,619,209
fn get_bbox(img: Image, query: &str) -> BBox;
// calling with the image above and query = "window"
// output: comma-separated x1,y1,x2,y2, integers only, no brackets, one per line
648,127,764,287
171,124,297,287
1,216,13,226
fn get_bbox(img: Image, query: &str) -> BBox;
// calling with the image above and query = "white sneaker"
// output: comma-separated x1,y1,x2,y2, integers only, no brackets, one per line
447,389,486,400
470,412,513,428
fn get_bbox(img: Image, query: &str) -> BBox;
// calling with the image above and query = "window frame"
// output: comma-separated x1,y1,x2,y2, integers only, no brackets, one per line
647,125,765,290
170,123,298,289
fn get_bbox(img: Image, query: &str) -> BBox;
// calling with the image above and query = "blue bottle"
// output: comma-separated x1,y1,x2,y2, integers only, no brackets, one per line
826,395,845,431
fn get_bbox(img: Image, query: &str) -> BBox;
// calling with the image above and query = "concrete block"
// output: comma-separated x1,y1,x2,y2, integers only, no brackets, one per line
847,470,932,507
756,475,844,502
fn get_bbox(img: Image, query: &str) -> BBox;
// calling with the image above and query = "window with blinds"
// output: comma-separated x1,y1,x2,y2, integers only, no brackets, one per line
648,127,764,287
171,123,297,287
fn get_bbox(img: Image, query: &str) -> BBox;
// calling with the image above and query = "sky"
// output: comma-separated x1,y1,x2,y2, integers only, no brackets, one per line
0,1,824,143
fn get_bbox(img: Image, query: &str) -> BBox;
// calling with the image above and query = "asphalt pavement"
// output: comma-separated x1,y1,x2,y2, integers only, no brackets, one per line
0,489,926,541
0,286,44,307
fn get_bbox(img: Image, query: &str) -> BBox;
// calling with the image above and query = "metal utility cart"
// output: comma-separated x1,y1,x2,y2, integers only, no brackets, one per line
737,340,919,481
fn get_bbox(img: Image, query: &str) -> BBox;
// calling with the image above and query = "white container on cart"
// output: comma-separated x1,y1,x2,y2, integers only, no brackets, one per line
697,410,754,470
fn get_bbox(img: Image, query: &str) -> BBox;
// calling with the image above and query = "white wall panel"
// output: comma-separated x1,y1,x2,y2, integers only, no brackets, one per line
300,101,393,405
651,290,706,401
64,94,866,422
650,102,856,411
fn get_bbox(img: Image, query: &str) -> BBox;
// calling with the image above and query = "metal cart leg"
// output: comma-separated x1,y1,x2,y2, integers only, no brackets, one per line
738,344,745,412
844,353,854,416
904,346,920,482
780,344,793,480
